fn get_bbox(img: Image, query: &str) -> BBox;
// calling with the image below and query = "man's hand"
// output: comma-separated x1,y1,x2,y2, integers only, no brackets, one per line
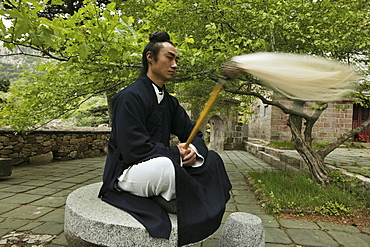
177,143,196,167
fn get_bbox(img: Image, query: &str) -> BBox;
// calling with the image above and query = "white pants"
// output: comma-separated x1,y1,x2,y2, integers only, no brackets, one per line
117,157,176,201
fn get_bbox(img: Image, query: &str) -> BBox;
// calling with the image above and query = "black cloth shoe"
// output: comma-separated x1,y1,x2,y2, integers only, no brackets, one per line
151,196,177,214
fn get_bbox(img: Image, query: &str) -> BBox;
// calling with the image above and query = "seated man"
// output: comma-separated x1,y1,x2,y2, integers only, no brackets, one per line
99,31,231,247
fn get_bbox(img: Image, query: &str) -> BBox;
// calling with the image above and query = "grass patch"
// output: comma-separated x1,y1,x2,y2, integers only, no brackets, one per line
268,140,367,150
268,140,329,150
247,170,369,217
268,141,295,150
341,142,367,149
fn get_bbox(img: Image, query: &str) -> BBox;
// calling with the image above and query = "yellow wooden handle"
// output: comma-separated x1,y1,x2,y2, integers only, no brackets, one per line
183,83,223,149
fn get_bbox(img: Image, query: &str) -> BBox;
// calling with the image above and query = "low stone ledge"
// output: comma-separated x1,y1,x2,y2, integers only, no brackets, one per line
263,147,282,157
278,152,303,170
0,127,110,165
259,152,284,170
244,142,265,155
327,165,370,190
0,126,111,134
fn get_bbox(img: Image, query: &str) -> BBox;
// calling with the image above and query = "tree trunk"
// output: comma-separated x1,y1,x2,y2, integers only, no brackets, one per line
293,138,329,186
288,101,329,186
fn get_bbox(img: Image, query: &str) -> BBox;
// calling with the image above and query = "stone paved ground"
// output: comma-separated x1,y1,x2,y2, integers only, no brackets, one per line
325,148,370,177
0,150,369,246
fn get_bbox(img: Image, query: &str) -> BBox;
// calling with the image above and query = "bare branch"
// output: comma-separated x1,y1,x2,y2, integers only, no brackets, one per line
304,104,328,143
0,40,70,61
223,87,312,120
320,116,370,156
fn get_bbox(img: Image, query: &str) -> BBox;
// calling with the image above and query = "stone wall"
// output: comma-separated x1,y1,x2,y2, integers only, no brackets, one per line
249,100,273,141
187,105,245,151
249,98,354,143
0,127,110,166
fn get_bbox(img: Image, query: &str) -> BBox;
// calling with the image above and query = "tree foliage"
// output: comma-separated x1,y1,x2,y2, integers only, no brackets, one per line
0,0,369,183
0,0,141,129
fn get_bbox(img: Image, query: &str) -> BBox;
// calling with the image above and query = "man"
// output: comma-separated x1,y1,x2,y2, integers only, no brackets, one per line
99,31,231,246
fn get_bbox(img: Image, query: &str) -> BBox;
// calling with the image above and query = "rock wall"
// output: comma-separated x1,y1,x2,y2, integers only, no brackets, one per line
0,127,110,166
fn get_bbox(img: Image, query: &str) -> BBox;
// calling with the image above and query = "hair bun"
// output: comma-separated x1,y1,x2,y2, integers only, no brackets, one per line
149,31,171,43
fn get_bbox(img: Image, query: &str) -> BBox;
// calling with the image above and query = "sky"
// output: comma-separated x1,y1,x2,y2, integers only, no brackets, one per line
1,16,11,28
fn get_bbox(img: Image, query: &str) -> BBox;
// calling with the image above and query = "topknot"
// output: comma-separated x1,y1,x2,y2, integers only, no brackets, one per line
149,31,171,43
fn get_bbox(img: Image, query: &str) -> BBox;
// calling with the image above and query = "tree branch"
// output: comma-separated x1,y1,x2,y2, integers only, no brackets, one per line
304,104,327,144
0,40,69,61
320,116,370,157
224,87,312,120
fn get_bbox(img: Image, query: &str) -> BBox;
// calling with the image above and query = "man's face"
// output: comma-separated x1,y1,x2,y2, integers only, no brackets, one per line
147,42,179,84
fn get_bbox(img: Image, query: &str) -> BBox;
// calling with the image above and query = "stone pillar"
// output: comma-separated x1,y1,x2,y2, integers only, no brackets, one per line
220,212,265,247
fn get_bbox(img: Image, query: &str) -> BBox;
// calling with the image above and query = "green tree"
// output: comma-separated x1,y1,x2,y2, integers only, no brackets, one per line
0,0,144,129
0,0,369,184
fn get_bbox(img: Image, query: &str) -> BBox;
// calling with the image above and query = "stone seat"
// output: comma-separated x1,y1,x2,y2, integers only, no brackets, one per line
65,182,265,247
65,182,192,247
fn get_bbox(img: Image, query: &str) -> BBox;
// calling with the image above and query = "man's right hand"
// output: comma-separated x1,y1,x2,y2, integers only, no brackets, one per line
177,143,196,167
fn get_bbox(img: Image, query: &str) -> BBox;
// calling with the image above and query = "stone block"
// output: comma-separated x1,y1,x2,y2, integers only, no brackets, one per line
279,153,300,169
29,151,53,165
0,158,12,177
264,147,281,157
220,212,265,247
0,136,9,142
68,151,78,159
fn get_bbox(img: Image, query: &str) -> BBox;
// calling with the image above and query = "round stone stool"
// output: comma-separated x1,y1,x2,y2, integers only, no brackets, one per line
220,212,265,247
64,182,180,247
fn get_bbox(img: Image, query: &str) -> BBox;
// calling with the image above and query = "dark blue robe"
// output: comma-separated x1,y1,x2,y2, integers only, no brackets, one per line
99,74,231,246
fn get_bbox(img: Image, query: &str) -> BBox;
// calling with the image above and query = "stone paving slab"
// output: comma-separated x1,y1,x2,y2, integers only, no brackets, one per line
0,151,369,247
32,221,64,236
286,228,339,246
316,221,361,233
0,219,29,230
2,205,54,220
279,218,320,229
0,185,35,193
38,209,65,223
257,215,280,228
0,192,15,200
31,196,66,208
328,231,370,247
264,227,292,244
0,202,19,215
26,187,63,196
1,193,43,204
17,222,45,233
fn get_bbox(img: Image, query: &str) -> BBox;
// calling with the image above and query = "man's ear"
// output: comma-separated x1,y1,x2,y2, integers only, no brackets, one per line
146,51,153,63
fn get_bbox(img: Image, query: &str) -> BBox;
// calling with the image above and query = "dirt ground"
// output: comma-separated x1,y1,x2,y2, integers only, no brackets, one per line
278,208,370,227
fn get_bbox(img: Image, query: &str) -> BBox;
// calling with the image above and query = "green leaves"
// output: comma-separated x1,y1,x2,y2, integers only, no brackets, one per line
0,1,144,130
0,0,369,131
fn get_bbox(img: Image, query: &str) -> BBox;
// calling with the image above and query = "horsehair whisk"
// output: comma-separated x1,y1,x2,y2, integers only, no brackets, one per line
221,52,359,101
